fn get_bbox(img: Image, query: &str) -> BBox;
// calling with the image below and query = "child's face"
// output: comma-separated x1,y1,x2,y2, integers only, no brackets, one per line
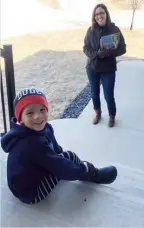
20,103,48,131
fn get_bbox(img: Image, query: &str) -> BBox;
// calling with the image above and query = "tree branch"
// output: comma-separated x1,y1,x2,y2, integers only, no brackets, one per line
131,0,136,9
137,0,144,8
135,0,140,7
131,0,144,9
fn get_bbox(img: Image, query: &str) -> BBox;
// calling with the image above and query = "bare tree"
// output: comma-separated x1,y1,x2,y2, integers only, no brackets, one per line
130,0,144,30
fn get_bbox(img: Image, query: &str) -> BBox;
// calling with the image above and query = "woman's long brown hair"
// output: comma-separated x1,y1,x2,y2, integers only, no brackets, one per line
91,4,112,31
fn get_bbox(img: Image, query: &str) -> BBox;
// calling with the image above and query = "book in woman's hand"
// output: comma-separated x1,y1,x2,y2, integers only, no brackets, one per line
100,33,120,50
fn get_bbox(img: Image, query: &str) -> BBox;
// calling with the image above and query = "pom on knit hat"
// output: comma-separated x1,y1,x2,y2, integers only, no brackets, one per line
14,88,48,122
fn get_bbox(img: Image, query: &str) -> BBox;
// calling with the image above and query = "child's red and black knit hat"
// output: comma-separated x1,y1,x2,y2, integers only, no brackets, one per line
14,88,48,122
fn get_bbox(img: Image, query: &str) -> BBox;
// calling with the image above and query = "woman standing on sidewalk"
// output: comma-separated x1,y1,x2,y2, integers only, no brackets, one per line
83,4,126,127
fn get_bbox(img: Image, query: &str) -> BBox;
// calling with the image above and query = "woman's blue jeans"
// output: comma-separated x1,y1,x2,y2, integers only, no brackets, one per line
87,70,116,116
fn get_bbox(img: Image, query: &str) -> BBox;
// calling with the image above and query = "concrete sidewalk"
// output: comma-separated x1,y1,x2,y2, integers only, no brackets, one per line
1,60,144,227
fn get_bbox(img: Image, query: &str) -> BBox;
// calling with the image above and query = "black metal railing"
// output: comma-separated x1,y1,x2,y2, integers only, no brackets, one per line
0,45,16,136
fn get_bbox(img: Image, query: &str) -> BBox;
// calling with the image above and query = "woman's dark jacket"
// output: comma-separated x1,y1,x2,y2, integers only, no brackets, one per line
83,23,126,72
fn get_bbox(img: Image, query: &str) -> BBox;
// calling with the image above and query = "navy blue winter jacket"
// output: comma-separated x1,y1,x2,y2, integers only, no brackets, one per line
1,118,87,201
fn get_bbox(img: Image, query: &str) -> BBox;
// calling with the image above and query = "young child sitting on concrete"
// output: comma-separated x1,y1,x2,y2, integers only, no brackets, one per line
1,88,117,204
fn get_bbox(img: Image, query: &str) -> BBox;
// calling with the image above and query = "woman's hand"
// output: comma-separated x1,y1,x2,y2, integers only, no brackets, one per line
97,49,109,59
108,48,116,55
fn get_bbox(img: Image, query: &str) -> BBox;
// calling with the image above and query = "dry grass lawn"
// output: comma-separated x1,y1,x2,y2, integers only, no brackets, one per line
2,28,144,62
